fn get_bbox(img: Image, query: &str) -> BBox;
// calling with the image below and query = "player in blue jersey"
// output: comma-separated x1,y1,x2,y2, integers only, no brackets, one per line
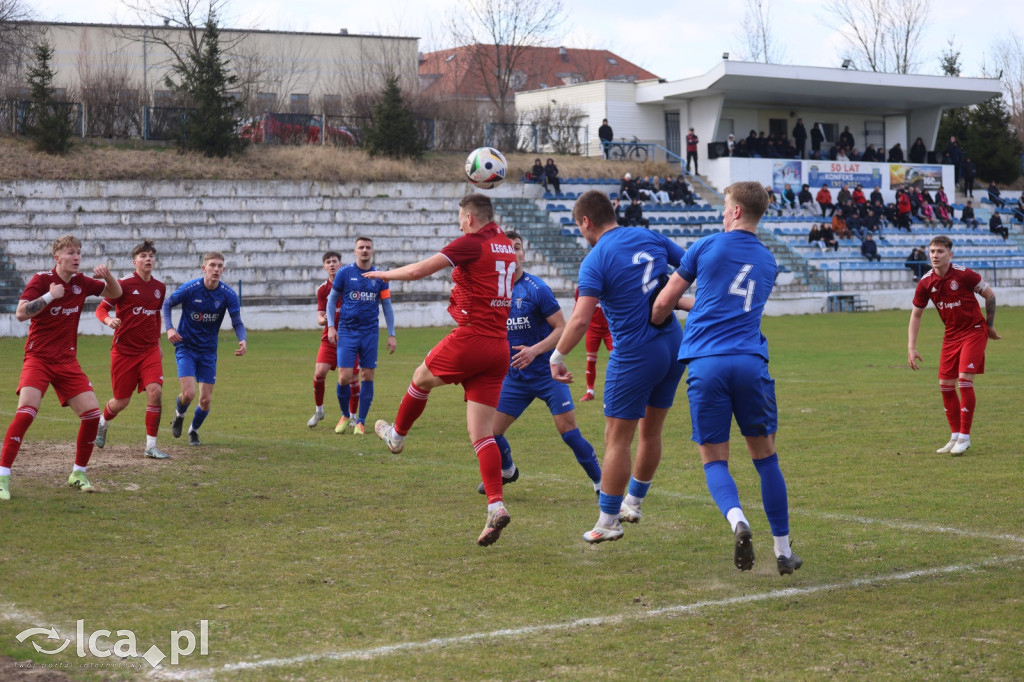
476,231,602,497
550,191,686,544
652,181,801,576
162,251,246,446
326,237,397,435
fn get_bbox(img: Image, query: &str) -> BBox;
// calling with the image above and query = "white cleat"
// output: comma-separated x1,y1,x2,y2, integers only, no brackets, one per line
307,409,325,428
374,419,405,454
583,520,624,544
936,437,958,454
949,438,971,456
619,501,643,524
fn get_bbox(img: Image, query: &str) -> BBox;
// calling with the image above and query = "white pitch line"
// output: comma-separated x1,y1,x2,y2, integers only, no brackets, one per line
153,554,1024,680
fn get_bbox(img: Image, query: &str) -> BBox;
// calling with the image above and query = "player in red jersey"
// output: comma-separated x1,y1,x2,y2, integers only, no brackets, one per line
307,251,361,430
0,235,121,500
574,286,613,402
364,193,517,546
908,235,1000,456
93,240,170,459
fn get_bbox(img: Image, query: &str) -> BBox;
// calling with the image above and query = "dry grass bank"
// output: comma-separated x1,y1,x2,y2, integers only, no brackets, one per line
0,136,679,184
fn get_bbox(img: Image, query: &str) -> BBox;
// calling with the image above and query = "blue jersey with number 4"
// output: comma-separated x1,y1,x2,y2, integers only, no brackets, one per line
675,230,776,362
577,226,685,350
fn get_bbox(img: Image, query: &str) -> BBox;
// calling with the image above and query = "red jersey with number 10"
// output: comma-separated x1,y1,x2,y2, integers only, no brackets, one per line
440,222,516,337
21,269,105,364
913,264,988,341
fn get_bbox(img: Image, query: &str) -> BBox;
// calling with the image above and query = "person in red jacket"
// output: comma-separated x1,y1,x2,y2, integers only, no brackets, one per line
686,127,699,174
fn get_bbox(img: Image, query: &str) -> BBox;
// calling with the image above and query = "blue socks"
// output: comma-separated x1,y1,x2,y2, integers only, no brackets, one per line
562,428,602,483
494,434,514,470
703,460,741,519
191,407,209,431
176,397,190,416
357,381,373,423
336,382,350,417
753,453,790,537
599,492,624,516
627,476,652,499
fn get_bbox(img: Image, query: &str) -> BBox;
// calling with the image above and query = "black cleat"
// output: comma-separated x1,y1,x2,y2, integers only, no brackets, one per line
734,521,755,571
171,415,184,439
477,466,519,494
777,551,803,576
188,430,201,446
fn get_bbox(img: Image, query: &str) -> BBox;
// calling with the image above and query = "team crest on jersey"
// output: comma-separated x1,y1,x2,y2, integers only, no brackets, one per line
950,281,959,291
514,297,524,310
155,290,162,299
72,285,82,295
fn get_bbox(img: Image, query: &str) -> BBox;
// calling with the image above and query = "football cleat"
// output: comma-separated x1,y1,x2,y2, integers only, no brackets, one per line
580,391,596,402
95,421,108,448
476,506,511,546
144,446,171,459
352,421,365,435
68,471,95,493
477,466,519,494
950,438,971,456
619,500,643,524
374,420,405,454
936,437,958,454
188,430,201,447
334,416,352,434
171,414,184,439
307,409,324,428
0,475,10,501
583,520,624,544
777,551,803,576
734,521,754,571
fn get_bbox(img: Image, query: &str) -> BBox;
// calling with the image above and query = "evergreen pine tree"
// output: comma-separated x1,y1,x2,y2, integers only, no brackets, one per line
24,41,75,155
165,17,244,157
363,75,422,159
963,96,1023,184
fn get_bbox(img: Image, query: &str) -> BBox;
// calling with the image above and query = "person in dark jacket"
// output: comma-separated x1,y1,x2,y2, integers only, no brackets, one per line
961,157,977,197
861,234,881,261
888,143,904,162
961,200,979,229
909,137,927,163
623,197,649,228
792,119,807,159
989,213,1009,240
598,119,613,159
543,158,561,194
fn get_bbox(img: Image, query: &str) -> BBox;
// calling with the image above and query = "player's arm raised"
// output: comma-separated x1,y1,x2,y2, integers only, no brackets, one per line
907,306,925,370
94,264,122,300
17,281,65,321
363,254,449,282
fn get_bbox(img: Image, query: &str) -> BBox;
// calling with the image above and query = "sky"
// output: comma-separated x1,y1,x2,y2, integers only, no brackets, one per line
27,0,1023,81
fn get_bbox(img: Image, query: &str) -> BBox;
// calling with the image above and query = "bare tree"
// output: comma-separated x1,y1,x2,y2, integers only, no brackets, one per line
449,0,567,123
76,33,144,137
0,0,41,94
738,0,785,64
989,32,1024,145
825,0,928,73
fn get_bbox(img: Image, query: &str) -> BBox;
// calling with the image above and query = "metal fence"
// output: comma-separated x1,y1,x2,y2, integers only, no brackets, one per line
1,100,84,136
144,106,192,141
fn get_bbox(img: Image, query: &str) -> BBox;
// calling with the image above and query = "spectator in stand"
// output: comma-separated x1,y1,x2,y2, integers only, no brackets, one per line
870,186,884,205
819,222,839,251
808,223,827,251
862,144,878,162
961,200,979,229
798,183,815,214
672,175,696,206
598,119,613,159
864,207,881,233
765,186,782,216
757,131,769,156
888,143,904,162
832,207,850,240
726,133,736,156
828,143,840,161
612,197,623,223
947,136,963,185
847,205,866,239
920,201,937,227
746,130,760,157
793,118,807,159
989,212,1009,240
883,201,898,228
623,197,649,228
962,156,977,197
543,158,561,195
810,123,824,158
686,127,699,174
529,158,544,183
906,246,928,281
896,189,913,231
839,125,855,150
851,184,867,206
1015,195,1024,223
733,138,750,157
861,234,881,261
921,188,934,206
650,177,671,204
909,137,927,164
636,175,656,202
935,185,950,210
987,181,1004,208
934,202,954,228
837,184,852,206
816,184,835,217
782,183,797,213
908,187,923,219
619,172,638,201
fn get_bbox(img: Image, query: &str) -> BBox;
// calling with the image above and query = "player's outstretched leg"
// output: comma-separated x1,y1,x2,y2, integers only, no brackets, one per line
753,453,801,575
477,434,519,494
561,428,601,495
704,460,753,570
476,436,510,546
373,420,405,454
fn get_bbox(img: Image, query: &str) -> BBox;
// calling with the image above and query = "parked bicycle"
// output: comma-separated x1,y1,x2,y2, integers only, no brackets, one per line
606,136,649,162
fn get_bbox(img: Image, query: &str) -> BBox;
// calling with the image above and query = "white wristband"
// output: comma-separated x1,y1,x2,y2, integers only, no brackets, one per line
41,293,54,304
549,349,567,365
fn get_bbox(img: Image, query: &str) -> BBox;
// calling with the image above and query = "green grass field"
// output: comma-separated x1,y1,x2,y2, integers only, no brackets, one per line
0,308,1022,680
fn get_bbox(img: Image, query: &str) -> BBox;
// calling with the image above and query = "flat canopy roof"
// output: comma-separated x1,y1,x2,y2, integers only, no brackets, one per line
637,61,1002,113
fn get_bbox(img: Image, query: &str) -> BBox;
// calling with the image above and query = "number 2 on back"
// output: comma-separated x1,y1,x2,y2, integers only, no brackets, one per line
729,264,755,312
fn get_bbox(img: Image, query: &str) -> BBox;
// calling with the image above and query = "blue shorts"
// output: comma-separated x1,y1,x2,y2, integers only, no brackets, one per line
603,329,684,420
685,354,777,445
175,345,217,384
337,329,379,369
497,375,574,419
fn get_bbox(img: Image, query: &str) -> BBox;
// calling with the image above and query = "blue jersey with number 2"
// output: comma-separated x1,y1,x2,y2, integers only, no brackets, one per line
675,230,777,362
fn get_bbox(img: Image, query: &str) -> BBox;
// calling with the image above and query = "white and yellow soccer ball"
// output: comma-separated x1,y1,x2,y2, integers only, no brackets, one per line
465,147,508,189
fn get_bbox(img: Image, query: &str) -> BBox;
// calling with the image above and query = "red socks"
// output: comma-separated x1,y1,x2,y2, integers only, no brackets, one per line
957,380,975,435
1,406,37,468
585,354,597,391
313,379,325,407
75,408,101,468
940,384,961,433
394,383,430,436
145,404,161,437
475,436,503,504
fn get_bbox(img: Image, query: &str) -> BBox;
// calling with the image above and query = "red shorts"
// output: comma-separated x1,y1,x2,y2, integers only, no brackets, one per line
938,331,987,379
111,346,164,399
17,356,94,407
585,328,613,354
425,327,509,407
316,339,337,369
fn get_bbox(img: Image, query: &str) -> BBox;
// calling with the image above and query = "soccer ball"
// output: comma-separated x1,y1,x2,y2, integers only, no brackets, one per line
465,147,507,189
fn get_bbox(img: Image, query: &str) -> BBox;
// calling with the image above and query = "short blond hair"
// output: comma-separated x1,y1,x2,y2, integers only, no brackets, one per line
202,251,225,265
724,181,770,221
51,234,81,256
